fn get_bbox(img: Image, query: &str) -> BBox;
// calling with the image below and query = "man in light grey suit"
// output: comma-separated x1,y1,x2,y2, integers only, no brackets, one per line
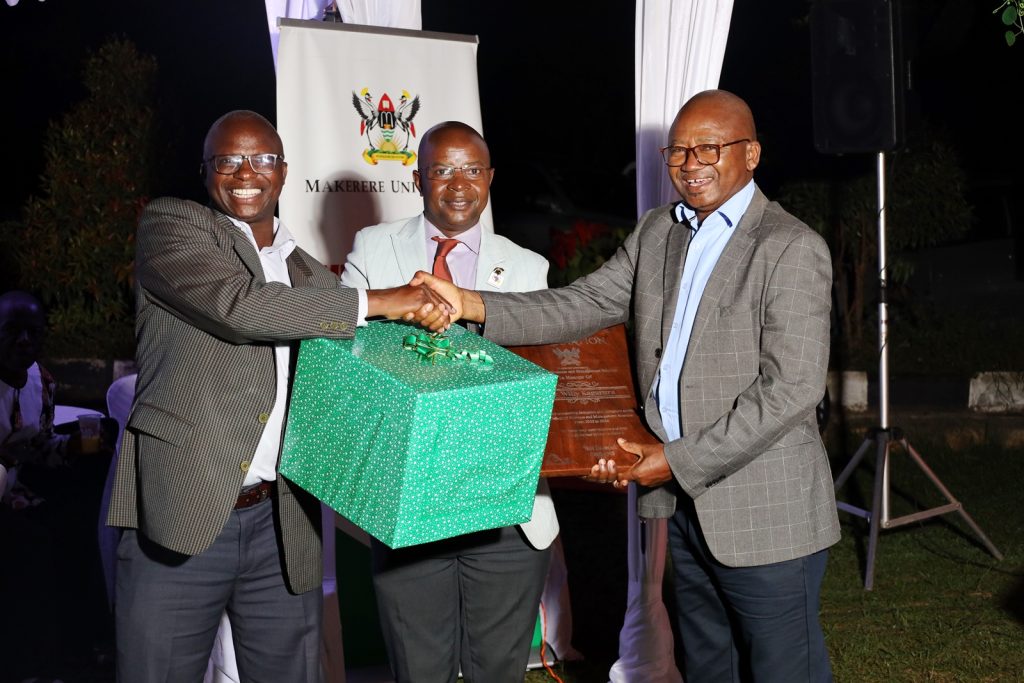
340,121,564,683
106,110,446,682
412,91,840,682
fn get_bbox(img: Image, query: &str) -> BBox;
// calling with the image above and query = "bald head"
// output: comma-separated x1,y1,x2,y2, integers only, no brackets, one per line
666,89,761,223
417,121,490,169
677,89,758,141
0,290,43,315
203,110,282,160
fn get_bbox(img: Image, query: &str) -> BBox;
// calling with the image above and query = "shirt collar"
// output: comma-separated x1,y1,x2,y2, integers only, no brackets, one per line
674,179,756,232
227,216,297,258
424,217,481,256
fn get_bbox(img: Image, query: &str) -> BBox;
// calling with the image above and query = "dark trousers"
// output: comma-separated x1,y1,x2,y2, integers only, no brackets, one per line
668,501,833,683
114,497,322,683
371,524,551,683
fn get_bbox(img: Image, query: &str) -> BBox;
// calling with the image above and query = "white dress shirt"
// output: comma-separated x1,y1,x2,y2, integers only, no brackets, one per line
227,216,296,486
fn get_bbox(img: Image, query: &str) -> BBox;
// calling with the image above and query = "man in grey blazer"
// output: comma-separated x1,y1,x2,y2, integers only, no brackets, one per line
412,91,840,682
106,110,445,682
341,121,566,683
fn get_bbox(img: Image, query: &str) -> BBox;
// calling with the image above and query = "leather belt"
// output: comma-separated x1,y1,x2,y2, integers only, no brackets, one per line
235,481,274,509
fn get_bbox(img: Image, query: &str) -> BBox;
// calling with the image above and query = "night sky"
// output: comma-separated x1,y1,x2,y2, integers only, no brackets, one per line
2,0,1021,234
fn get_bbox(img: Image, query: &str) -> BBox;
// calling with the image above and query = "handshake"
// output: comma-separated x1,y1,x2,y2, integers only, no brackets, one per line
365,271,485,332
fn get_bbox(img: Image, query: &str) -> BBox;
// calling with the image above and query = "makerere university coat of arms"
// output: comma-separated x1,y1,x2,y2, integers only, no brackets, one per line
352,88,421,165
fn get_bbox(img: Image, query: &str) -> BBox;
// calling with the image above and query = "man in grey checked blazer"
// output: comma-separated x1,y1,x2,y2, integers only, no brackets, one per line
412,90,840,682
106,110,444,682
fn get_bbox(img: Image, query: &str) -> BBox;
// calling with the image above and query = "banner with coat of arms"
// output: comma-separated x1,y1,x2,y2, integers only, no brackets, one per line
276,19,487,272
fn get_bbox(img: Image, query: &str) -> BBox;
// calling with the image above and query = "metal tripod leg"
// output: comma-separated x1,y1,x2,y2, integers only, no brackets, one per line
833,430,874,493
833,428,888,589
886,435,1004,562
835,427,1003,590
863,430,890,590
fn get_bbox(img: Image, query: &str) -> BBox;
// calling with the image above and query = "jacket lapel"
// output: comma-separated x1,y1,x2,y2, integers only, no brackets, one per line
225,215,266,284
393,215,429,282
661,205,692,348
475,231,507,290
287,250,314,287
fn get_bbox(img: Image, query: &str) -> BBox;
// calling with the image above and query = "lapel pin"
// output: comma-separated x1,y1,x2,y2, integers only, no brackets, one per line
487,267,505,287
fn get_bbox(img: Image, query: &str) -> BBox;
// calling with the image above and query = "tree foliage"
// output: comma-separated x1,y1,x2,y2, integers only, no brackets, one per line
778,127,973,361
9,37,159,358
995,0,1024,46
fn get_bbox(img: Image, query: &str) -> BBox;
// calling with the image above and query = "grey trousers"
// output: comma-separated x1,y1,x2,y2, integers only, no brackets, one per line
371,524,551,683
114,497,322,683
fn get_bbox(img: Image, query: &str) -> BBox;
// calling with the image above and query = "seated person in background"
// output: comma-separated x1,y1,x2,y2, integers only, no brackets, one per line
0,290,70,505
341,121,576,682
0,289,108,679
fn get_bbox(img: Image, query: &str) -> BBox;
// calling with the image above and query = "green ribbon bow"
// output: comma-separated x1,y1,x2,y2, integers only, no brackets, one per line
402,331,494,365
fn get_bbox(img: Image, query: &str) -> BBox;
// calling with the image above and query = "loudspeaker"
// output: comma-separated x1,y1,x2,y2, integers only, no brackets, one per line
810,0,905,154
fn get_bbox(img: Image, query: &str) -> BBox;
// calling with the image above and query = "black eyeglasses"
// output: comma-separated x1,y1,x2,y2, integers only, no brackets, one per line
659,139,750,167
421,165,491,181
205,153,285,175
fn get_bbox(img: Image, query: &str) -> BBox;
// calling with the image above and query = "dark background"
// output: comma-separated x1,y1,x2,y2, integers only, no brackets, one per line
2,0,1022,234
1,4,1021,679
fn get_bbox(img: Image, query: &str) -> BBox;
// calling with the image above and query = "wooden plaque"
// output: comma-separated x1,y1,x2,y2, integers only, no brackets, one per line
507,324,649,477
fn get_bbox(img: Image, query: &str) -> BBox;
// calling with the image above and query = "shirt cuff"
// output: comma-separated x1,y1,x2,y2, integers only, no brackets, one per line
356,288,369,327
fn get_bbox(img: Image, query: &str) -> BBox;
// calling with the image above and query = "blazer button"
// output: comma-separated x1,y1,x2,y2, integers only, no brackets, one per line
240,460,250,472
654,348,662,358
258,412,270,424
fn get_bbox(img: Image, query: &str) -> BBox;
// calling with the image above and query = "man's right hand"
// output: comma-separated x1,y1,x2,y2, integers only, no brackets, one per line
366,284,453,330
406,271,486,332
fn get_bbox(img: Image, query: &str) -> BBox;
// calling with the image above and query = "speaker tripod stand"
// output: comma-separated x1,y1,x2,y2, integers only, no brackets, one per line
833,152,1003,590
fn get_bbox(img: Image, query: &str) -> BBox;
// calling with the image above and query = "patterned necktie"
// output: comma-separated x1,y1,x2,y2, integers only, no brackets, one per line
431,236,460,283
10,388,23,432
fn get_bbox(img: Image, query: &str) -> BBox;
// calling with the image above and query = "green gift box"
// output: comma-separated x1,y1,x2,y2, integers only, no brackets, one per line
280,321,557,549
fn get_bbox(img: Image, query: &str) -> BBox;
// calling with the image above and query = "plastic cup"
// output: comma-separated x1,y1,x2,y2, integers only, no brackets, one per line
77,413,103,454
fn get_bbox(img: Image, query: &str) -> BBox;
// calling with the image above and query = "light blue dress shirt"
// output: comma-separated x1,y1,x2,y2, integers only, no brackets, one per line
655,180,755,441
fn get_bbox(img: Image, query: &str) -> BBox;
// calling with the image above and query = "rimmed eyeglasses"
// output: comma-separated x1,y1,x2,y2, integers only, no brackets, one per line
205,153,285,175
421,165,492,181
659,139,750,167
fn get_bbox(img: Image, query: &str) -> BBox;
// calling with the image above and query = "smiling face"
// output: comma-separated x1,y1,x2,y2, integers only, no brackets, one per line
413,124,494,237
667,90,761,224
202,111,287,238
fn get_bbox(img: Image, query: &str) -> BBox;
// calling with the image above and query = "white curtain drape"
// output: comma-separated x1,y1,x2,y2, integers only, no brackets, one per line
263,6,424,680
612,2,733,682
335,0,421,29
264,0,422,70
264,0,331,68
635,0,734,215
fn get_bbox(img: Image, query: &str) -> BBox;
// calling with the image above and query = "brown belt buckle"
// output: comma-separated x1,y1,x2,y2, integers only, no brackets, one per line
235,481,272,509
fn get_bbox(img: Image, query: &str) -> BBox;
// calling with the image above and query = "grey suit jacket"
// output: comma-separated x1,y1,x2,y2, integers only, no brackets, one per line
339,213,559,550
107,197,360,593
481,187,841,567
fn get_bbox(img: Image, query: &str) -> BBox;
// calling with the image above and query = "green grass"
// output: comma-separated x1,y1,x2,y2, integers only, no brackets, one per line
525,441,1024,683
